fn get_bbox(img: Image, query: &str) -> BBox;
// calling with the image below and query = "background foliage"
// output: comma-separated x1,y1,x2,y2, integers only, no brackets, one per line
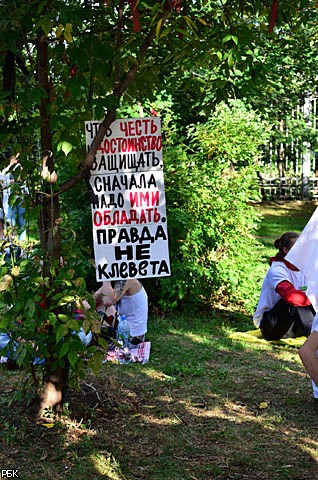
149,100,271,313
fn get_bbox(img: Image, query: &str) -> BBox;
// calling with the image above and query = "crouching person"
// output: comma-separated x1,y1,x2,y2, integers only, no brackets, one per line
253,232,315,340
94,280,148,347
299,312,318,399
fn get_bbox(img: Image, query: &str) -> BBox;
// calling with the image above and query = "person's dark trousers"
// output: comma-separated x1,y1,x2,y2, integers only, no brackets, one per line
260,298,315,340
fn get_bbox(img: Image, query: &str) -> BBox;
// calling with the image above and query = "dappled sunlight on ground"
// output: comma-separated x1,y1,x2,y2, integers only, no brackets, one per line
90,452,121,479
165,329,226,348
138,413,182,426
182,332,211,344
184,397,267,425
298,436,318,459
285,367,308,377
3,278,318,480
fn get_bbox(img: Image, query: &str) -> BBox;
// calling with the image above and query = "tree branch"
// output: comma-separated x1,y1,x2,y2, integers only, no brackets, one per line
58,5,171,194
114,0,125,98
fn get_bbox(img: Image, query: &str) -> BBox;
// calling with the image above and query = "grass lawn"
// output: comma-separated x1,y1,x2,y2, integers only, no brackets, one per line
1,201,318,480
254,200,318,256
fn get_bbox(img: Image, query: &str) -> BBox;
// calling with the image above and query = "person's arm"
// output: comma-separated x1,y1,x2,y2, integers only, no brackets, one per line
112,280,130,302
276,280,312,307
299,332,318,386
94,282,117,310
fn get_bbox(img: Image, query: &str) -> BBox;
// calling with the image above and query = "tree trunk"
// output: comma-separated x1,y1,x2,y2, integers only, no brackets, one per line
37,32,65,415
34,3,173,415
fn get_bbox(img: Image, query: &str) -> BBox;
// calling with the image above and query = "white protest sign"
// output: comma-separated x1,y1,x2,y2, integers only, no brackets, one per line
285,206,318,283
85,117,171,281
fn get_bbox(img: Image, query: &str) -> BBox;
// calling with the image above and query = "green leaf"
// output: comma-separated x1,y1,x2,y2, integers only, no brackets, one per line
57,295,75,306
88,351,104,375
38,18,52,35
67,349,78,368
25,300,36,318
36,0,47,14
98,336,109,350
56,324,69,344
158,27,171,39
222,35,233,43
222,34,238,45
58,342,70,359
57,314,70,323
178,283,186,300
227,51,234,67
0,317,10,330
198,18,209,27
182,16,198,34
48,313,57,326
16,343,27,365
52,292,63,301
57,141,73,156
56,23,64,38
156,18,164,40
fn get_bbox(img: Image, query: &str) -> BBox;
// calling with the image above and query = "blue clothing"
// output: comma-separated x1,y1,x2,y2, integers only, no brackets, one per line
0,328,92,364
7,203,26,241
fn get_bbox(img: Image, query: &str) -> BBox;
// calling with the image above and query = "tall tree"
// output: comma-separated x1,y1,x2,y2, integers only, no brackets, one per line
0,0,190,414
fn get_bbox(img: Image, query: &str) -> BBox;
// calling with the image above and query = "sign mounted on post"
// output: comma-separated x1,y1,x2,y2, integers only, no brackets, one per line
85,117,171,281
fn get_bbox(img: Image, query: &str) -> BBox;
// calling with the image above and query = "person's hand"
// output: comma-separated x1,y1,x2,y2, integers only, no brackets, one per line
95,293,114,308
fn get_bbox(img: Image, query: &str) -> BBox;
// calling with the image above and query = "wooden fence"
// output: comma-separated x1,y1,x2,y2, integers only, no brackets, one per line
258,176,318,201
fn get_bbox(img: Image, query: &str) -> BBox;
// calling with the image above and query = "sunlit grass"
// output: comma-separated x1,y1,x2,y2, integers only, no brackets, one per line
91,452,122,479
1,201,318,479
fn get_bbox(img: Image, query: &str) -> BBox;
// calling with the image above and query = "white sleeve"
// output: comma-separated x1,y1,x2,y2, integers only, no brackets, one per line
267,263,292,290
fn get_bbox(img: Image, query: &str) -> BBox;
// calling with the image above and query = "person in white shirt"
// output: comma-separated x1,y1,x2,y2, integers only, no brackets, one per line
94,279,148,346
253,232,316,340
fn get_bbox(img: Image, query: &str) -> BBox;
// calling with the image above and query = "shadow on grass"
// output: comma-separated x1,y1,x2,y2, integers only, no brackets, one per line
1,310,318,480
